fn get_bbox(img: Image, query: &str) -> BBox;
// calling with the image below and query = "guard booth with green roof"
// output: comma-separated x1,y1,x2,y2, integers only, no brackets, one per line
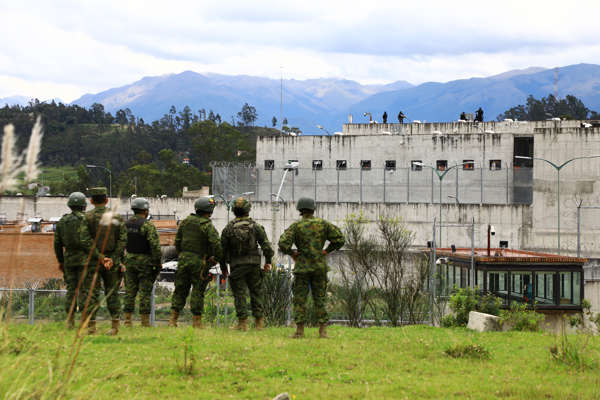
432,248,585,311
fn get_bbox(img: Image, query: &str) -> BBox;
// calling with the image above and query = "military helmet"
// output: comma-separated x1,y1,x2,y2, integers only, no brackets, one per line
231,197,251,213
296,197,315,211
89,187,107,196
194,196,216,213
67,192,87,208
131,197,150,211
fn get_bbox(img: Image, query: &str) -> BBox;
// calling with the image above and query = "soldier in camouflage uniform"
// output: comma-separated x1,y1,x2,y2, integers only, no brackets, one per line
221,197,274,331
53,192,103,333
85,187,127,335
122,198,162,327
169,196,222,329
278,197,344,338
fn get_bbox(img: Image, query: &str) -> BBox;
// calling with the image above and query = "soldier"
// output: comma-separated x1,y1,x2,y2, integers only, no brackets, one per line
397,111,406,123
278,197,344,339
85,187,127,335
122,198,162,327
221,197,274,331
169,196,222,329
53,192,103,333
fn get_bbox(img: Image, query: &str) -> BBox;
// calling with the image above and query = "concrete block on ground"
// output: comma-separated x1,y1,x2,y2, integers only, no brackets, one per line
467,311,501,332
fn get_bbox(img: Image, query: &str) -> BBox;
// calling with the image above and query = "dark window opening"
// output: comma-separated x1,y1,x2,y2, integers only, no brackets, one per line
336,160,347,170
385,160,396,171
490,160,502,170
360,160,371,170
312,160,323,170
264,160,274,170
513,137,534,168
463,160,474,170
436,160,447,171
411,160,423,171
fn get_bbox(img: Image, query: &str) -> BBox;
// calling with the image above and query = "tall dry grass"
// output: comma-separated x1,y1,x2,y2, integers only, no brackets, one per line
0,116,118,398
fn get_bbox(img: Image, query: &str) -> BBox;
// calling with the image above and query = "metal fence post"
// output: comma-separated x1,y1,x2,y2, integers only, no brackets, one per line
150,282,156,326
337,169,340,204
431,169,434,203
287,257,292,326
506,164,509,204
216,274,221,327
455,168,459,203
577,205,581,257
28,288,35,325
360,168,363,204
406,167,410,204
480,167,483,205
270,170,273,201
292,171,295,202
314,170,317,202
383,169,386,203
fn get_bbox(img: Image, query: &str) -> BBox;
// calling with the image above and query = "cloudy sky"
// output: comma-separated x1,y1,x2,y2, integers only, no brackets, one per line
2,0,600,102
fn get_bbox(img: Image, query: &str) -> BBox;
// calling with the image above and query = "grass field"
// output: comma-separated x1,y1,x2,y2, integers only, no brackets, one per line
1,322,599,399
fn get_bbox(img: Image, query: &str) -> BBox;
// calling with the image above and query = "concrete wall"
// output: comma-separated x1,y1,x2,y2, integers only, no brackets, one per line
531,127,600,256
256,133,519,204
341,120,583,136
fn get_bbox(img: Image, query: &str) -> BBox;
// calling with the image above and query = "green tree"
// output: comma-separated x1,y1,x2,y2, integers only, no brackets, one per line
237,103,257,127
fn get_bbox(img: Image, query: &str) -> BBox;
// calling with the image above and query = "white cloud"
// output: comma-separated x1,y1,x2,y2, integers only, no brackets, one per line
1,0,600,101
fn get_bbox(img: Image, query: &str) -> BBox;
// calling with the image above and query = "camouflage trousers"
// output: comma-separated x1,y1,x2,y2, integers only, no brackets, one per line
63,265,86,315
98,255,122,318
292,269,328,324
229,264,264,320
78,262,103,321
170,252,211,316
123,258,157,315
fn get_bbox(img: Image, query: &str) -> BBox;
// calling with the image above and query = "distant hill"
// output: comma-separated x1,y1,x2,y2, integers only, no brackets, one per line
73,72,412,134
349,64,600,123
0,95,30,107
71,64,600,133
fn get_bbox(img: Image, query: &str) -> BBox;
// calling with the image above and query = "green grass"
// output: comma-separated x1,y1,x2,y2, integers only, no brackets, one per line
1,323,600,399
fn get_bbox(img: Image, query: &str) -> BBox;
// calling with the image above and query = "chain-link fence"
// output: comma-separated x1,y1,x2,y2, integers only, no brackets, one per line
0,282,238,326
212,163,533,205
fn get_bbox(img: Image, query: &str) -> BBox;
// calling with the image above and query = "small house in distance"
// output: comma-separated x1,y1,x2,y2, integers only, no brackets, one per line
433,248,585,312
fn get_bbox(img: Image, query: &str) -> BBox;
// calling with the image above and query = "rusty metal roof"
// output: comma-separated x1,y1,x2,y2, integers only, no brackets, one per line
430,248,587,264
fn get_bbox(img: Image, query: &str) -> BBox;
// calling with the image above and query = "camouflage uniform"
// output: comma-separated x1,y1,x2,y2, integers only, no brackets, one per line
123,215,162,315
221,215,273,321
85,204,126,319
278,209,344,326
53,209,101,319
171,214,222,316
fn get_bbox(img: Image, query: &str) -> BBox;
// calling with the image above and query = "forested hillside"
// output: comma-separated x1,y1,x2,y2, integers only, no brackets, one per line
0,100,278,196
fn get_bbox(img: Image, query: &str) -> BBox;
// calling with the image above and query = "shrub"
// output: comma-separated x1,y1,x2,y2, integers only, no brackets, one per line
446,288,502,327
262,266,292,326
500,301,544,331
440,315,457,328
444,343,490,360
550,320,598,371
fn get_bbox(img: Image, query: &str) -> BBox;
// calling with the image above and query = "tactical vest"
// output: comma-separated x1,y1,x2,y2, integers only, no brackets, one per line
179,215,210,255
60,213,85,250
86,209,120,253
126,217,150,254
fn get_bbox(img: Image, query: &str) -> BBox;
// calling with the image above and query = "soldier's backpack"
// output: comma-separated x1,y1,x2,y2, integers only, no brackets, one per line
231,219,257,256
60,213,85,250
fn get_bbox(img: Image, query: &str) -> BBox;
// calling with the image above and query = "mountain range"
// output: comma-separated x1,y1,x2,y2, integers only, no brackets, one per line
5,64,600,134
